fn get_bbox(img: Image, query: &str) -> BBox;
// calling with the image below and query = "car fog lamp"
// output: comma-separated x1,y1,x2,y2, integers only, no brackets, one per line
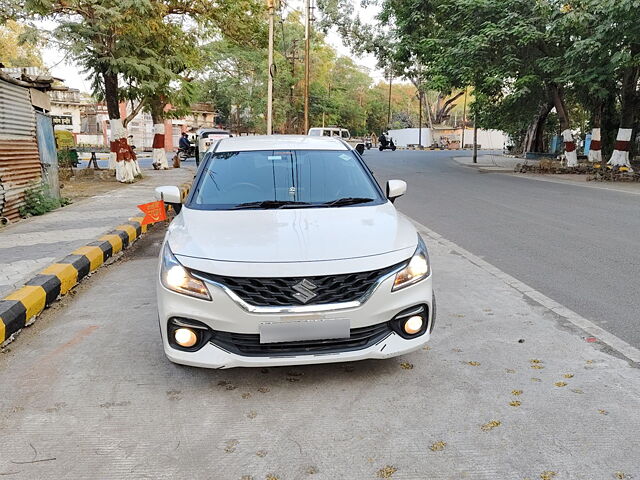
174,328,198,348
404,315,424,335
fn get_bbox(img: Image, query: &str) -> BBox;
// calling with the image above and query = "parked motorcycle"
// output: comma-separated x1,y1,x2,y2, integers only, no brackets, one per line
364,137,373,150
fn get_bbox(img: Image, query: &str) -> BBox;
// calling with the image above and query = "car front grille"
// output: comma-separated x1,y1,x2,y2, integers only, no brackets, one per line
192,262,404,307
209,322,393,357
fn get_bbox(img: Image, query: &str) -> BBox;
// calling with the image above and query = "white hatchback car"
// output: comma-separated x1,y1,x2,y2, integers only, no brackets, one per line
155,135,435,368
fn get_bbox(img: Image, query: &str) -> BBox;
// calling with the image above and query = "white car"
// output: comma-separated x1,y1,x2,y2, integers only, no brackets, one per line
155,135,435,368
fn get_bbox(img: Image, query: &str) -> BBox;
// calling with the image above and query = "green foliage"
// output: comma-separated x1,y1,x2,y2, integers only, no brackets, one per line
19,182,69,218
57,149,80,169
319,0,640,151
0,20,46,67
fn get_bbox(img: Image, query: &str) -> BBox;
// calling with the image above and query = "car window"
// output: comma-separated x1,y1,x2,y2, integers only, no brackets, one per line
341,130,349,138
331,130,341,137
191,150,383,209
308,129,322,136
322,130,331,137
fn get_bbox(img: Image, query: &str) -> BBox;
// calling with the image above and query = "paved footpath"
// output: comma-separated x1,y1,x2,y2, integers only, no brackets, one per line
0,166,194,298
0,218,638,479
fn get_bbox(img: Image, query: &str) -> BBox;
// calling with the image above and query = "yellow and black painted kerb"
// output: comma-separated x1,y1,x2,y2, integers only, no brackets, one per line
0,217,149,344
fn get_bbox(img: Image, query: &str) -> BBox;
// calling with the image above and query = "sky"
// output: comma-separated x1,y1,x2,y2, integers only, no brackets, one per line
40,1,385,92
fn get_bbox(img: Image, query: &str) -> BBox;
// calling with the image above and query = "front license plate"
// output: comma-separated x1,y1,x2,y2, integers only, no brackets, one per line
259,318,350,344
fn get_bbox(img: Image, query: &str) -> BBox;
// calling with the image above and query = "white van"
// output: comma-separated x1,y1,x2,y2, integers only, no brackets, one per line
308,127,351,139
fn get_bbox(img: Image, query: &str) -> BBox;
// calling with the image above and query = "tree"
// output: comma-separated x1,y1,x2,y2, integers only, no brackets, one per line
0,20,45,67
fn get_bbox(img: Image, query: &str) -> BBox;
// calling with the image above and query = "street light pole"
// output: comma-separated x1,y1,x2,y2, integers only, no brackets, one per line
267,0,274,135
304,0,310,134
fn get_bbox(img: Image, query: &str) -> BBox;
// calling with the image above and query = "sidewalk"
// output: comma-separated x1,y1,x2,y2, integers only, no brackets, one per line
0,166,194,298
454,155,640,195
453,154,526,171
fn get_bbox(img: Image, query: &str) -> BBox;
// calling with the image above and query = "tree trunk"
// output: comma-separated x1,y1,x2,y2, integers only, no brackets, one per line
150,97,169,170
609,63,639,169
587,103,603,163
523,100,553,154
551,84,578,167
103,71,137,181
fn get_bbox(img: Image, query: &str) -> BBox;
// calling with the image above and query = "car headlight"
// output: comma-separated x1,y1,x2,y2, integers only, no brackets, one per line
393,235,430,291
160,243,211,300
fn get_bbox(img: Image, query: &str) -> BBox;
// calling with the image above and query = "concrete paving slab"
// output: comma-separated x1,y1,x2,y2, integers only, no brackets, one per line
0,166,194,298
1,219,638,479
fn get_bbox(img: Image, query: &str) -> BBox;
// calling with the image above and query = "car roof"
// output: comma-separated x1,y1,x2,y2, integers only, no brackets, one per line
214,135,350,153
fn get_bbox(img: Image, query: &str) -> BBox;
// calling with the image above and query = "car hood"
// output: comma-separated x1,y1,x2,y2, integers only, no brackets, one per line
168,203,417,274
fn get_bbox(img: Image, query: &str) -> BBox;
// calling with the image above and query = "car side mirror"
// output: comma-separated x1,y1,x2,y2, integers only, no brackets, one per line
355,143,365,155
386,180,407,203
155,186,183,213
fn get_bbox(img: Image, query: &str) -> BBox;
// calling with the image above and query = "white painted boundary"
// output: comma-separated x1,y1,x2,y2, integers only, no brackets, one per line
407,216,640,364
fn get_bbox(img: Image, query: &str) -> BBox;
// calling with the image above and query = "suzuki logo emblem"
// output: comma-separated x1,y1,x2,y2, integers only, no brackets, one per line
292,279,318,304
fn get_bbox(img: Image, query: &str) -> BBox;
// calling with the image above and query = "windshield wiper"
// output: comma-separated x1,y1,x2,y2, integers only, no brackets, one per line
321,197,376,207
231,200,312,210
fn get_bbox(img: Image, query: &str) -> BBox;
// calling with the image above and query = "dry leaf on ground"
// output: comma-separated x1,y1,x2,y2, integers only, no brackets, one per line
481,420,501,431
377,466,397,478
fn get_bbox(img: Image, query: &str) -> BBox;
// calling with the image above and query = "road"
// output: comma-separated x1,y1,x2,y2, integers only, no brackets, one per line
365,149,640,349
1,150,640,478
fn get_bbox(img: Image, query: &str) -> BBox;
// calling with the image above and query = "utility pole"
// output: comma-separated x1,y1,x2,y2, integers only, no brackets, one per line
287,39,300,133
387,72,393,128
473,112,478,164
303,0,311,133
461,87,468,149
267,0,275,135
418,89,423,148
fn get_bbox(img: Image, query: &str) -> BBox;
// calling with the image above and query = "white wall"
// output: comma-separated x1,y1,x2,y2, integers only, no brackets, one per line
386,128,432,147
388,127,509,149
459,129,510,149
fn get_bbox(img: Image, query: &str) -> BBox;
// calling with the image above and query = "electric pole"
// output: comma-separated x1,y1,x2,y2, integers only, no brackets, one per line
267,0,275,135
304,0,311,133
418,89,423,148
461,87,468,149
473,112,478,164
387,72,393,128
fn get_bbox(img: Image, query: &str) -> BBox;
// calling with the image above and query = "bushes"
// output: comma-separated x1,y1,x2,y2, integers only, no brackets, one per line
19,182,71,218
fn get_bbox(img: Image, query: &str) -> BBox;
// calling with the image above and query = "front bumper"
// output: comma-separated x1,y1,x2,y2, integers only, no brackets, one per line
157,267,433,369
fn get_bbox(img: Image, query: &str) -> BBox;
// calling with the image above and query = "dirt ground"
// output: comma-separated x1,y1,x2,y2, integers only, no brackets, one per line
59,168,126,202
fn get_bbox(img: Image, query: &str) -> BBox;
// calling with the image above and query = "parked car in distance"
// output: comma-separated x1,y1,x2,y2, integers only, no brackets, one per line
155,135,435,368
195,128,231,166
308,127,351,139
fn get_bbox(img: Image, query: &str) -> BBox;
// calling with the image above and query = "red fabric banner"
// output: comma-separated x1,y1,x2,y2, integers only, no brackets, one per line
152,134,165,149
565,141,576,153
138,200,167,225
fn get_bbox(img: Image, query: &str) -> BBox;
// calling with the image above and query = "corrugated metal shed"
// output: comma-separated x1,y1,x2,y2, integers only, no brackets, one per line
0,80,36,138
0,78,42,222
0,140,42,222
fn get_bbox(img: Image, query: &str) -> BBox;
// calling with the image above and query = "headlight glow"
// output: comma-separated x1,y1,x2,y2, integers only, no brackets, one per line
393,236,430,291
161,243,211,300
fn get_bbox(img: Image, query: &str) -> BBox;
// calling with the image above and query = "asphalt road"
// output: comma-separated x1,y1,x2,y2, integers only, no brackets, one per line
2,222,638,479
364,149,640,349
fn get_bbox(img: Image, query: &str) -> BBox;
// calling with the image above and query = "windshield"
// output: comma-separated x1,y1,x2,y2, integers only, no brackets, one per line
190,149,383,210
